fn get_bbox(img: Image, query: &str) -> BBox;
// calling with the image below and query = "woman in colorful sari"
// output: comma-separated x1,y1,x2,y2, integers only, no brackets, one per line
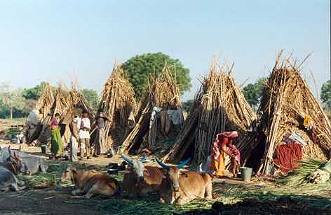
50,113,64,159
210,131,241,177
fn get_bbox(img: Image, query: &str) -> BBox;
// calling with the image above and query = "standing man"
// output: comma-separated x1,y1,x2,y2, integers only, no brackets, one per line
93,111,110,157
69,114,80,162
79,111,91,159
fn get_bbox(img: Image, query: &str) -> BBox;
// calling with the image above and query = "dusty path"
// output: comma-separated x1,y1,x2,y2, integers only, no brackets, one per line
0,189,106,215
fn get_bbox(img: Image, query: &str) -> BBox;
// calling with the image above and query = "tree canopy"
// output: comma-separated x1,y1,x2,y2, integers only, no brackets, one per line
122,52,191,99
22,82,48,100
321,80,331,110
242,78,267,109
81,89,99,111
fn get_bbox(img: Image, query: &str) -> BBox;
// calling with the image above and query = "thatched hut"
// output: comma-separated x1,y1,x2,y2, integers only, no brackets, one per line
27,84,94,146
98,65,136,154
164,62,257,166
254,54,331,175
119,65,184,155
25,83,54,143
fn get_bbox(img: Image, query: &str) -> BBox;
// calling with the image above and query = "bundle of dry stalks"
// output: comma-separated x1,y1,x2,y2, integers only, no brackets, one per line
120,65,182,155
35,83,54,122
164,62,257,166
32,84,93,145
257,53,331,175
99,65,136,153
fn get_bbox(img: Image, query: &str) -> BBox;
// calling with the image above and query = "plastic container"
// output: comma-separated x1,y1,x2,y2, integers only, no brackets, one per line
241,167,253,182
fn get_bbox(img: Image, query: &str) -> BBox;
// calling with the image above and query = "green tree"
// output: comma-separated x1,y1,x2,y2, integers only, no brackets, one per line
321,80,331,110
22,82,47,100
0,83,26,119
182,99,194,113
122,52,191,99
81,89,99,111
242,78,267,109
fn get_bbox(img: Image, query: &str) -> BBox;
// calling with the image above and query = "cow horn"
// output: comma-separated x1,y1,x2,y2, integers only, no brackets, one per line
177,158,191,169
155,158,170,169
121,154,134,166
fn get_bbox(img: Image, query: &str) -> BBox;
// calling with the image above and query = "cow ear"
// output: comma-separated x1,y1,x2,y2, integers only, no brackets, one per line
180,172,189,178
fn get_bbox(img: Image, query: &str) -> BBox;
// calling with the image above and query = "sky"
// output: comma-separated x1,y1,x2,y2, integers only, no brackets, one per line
0,0,329,100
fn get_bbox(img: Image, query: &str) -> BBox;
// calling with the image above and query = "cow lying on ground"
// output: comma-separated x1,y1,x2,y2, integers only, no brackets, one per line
61,167,120,199
121,154,164,197
0,150,25,192
16,151,47,175
0,147,47,175
156,158,213,205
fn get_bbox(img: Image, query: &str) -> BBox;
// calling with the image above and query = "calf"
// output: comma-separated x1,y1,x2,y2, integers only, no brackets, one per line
121,154,164,197
156,158,213,205
61,167,120,199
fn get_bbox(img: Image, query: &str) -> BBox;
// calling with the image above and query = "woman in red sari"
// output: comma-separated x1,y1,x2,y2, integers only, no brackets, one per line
210,131,240,177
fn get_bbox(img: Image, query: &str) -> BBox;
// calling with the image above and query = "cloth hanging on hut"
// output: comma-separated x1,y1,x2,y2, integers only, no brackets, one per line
286,132,306,146
167,108,184,125
273,143,303,173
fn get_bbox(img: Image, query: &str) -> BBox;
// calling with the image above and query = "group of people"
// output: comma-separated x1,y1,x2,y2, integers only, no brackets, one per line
49,110,109,161
50,108,241,177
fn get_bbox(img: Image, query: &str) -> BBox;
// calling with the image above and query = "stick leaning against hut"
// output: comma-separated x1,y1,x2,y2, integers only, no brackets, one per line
164,62,257,167
256,53,331,175
98,65,136,154
120,65,184,156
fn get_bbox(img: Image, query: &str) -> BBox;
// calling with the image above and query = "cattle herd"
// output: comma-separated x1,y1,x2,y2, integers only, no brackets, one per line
0,147,213,205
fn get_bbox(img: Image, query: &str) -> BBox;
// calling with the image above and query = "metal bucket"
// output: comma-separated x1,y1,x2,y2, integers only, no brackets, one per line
41,145,47,154
240,167,253,182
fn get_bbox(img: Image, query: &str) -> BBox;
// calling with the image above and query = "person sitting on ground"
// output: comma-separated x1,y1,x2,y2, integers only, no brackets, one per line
50,113,64,159
79,111,91,160
210,131,241,177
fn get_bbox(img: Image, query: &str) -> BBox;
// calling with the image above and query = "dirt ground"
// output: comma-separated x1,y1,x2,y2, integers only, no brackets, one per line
0,142,330,215
0,118,330,215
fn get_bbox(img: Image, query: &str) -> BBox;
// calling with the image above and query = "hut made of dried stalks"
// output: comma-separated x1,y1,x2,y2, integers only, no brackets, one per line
98,65,136,153
255,55,331,175
30,84,94,146
164,62,257,166
119,65,184,155
25,83,55,143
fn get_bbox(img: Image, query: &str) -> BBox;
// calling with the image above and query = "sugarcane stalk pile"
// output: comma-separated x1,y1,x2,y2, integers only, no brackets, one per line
99,64,136,153
257,54,331,175
164,62,257,166
120,65,182,155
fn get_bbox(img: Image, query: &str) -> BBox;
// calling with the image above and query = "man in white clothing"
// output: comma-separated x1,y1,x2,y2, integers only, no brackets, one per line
79,111,91,159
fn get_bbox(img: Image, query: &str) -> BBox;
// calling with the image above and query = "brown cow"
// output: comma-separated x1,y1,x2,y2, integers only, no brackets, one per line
156,158,213,205
61,167,120,199
121,154,164,197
